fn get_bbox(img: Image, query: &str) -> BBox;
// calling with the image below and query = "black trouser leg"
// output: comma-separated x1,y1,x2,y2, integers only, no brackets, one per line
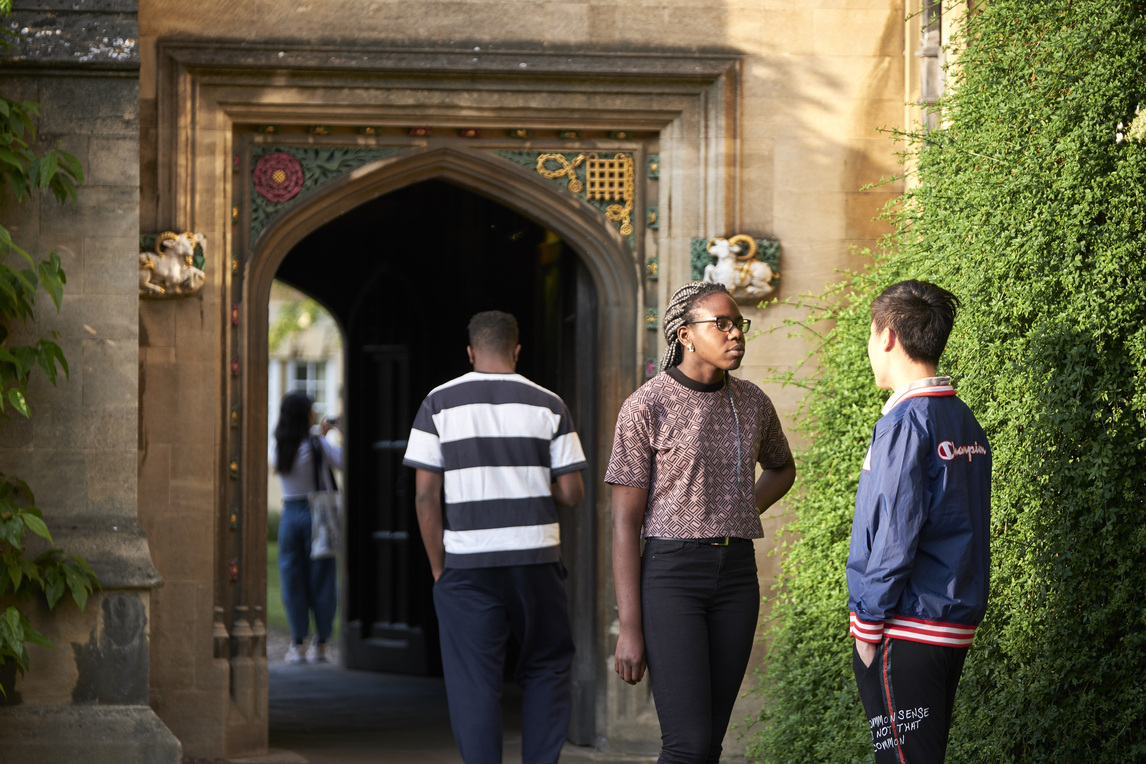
641,540,760,764
853,637,969,764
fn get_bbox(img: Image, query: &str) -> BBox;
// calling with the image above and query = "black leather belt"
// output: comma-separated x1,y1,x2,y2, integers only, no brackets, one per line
645,536,752,546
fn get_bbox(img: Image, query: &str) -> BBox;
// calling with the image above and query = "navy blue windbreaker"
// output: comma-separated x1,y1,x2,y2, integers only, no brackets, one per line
847,378,991,647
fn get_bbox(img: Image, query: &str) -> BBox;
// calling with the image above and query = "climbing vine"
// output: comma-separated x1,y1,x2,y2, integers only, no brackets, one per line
748,1,1146,761
0,29,98,685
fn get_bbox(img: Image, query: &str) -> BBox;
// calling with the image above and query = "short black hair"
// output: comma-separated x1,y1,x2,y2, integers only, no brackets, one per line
467,310,519,355
870,280,960,366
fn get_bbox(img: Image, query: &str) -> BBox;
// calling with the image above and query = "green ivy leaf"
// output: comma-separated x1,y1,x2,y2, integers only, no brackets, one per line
63,566,91,611
22,624,51,650
5,556,22,590
36,255,64,311
0,606,23,645
43,567,64,610
6,389,28,418
37,150,58,189
20,511,49,541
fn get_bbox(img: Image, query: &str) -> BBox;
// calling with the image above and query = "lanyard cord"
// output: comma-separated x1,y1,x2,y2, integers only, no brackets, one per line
725,378,742,496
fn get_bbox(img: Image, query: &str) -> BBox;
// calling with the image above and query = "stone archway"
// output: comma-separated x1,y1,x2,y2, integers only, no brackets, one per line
246,147,637,744
145,42,738,759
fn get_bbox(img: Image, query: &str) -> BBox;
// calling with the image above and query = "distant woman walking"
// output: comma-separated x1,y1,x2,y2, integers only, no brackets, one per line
273,391,341,664
607,282,796,763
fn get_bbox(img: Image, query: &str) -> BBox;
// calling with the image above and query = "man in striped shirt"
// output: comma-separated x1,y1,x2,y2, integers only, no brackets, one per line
403,310,587,764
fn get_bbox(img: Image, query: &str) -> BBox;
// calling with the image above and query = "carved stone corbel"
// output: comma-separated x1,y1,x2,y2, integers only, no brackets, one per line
690,234,781,303
139,231,207,298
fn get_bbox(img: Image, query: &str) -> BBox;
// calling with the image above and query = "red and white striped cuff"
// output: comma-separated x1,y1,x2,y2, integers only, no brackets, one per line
849,613,884,643
850,612,977,648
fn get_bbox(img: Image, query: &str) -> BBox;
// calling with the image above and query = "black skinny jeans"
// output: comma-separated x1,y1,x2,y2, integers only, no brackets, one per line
641,538,760,764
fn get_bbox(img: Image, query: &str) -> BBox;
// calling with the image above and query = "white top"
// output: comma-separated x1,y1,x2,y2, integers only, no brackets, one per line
278,436,343,500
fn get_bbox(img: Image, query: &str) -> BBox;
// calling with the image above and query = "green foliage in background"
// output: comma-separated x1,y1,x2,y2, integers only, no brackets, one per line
268,292,324,352
0,32,98,684
748,1,1146,761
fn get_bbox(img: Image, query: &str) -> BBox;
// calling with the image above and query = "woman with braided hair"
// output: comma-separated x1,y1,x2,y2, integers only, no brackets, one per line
606,281,796,763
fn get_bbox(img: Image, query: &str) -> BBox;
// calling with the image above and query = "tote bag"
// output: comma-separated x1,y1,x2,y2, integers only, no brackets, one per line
307,436,342,560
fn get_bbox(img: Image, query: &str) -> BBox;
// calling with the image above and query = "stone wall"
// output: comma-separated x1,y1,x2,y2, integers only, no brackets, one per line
0,0,920,759
133,0,911,759
0,1,180,762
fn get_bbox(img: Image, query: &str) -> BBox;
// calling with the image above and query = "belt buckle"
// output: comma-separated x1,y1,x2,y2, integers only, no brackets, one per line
711,536,731,546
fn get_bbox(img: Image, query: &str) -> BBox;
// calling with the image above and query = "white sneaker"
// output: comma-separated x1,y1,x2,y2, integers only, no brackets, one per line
284,643,306,664
307,639,328,664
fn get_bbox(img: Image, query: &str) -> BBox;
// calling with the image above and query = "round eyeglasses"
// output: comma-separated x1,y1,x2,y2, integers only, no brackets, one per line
686,317,751,334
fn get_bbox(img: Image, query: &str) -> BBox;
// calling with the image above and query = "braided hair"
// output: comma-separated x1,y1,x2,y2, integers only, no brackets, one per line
658,281,732,373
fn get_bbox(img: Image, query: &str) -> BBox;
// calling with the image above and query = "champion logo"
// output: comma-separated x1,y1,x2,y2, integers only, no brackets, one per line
937,440,987,462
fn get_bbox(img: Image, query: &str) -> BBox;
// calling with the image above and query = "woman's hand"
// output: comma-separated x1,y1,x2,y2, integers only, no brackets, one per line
754,454,796,515
615,626,646,685
611,484,649,686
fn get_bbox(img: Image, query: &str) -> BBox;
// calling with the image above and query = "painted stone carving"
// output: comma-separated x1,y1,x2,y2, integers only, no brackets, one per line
248,146,400,247
139,231,207,298
493,150,639,240
586,154,634,237
253,152,304,203
703,235,776,301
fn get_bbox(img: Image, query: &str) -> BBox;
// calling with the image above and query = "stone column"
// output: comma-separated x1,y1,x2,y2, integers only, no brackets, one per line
0,1,180,761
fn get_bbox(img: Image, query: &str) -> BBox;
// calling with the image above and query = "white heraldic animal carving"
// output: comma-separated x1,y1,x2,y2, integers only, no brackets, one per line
703,235,775,299
139,231,207,298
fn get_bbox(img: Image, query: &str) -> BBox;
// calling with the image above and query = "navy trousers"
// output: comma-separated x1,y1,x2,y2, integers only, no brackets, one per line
641,538,760,764
853,637,969,764
433,563,575,764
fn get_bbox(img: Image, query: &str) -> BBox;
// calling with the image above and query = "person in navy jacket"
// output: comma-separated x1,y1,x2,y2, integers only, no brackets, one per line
847,280,991,764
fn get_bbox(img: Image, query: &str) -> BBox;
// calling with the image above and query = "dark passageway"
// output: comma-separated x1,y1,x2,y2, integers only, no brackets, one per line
265,178,602,756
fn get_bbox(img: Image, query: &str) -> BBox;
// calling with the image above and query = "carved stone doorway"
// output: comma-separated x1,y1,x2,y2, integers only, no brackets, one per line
273,179,600,742
151,43,735,758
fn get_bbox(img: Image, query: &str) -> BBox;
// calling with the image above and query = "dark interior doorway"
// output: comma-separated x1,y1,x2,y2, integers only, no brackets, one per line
274,179,598,743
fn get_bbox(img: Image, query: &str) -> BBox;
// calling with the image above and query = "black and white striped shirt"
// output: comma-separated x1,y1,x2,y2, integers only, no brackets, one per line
402,372,587,568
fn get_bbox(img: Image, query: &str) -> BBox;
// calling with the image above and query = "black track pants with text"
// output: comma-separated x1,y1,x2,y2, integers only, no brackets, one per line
853,637,969,764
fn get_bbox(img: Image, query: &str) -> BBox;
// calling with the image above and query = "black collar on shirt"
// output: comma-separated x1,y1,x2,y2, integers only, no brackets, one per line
666,365,727,393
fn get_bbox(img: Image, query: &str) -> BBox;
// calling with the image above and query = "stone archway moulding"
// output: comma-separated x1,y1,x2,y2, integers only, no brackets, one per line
151,41,740,759
157,41,741,303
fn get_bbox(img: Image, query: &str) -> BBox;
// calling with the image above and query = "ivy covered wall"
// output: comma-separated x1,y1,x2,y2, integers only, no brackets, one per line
748,2,1146,762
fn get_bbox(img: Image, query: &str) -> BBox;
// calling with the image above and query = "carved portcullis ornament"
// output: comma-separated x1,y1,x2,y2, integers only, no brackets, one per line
139,231,207,298
585,154,635,236
531,152,635,236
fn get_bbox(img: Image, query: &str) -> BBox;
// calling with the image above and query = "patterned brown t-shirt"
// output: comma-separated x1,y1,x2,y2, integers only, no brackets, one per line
605,367,792,539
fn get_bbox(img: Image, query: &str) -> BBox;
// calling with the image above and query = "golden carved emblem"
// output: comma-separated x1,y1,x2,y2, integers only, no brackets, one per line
534,152,635,237
587,154,635,237
536,153,586,194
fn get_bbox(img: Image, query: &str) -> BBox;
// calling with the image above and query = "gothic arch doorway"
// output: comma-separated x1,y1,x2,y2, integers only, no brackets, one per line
153,43,738,758
249,152,637,745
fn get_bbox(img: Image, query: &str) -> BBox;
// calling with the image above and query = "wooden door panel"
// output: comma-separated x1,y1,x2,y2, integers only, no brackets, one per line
343,344,439,674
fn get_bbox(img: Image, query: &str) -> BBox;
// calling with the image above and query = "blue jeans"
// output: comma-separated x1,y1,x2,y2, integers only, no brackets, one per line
433,563,574,764
641,538,760,764
278,499,337,644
